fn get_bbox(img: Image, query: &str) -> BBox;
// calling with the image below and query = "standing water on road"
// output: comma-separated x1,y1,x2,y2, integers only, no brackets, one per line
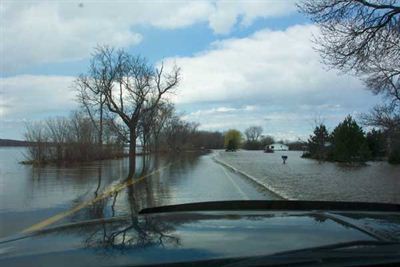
1,147,399,238
0,147,268,238
216,150,400,204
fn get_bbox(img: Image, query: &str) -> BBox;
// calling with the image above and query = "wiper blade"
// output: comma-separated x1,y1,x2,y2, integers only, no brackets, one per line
224,240,400,267
274,240,400,255
139,200,400,214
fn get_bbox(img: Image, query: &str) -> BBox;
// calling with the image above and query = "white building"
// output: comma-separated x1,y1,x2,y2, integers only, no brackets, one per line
266,143,289,151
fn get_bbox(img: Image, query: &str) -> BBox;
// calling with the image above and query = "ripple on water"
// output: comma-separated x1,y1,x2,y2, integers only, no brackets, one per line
217,150,400,204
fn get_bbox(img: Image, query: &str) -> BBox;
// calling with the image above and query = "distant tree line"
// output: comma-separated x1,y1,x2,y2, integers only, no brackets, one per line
23,104,225,165
223,126,307,152
304,115,399,164
23,111,125,164
141,106,224,152
0,139,36,147
243,126,275,150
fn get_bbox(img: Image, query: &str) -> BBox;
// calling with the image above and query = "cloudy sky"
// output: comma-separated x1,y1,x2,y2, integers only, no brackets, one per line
0,0,381,141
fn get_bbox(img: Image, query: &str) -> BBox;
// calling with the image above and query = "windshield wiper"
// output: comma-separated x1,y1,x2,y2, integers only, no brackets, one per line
223,240,400,267
139,200,400,214
273,240,400,254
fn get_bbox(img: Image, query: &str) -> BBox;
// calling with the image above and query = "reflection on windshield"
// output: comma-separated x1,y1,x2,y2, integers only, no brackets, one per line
7,209,390,265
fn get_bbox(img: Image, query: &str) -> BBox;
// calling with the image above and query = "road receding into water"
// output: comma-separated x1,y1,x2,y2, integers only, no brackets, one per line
216,150,400,204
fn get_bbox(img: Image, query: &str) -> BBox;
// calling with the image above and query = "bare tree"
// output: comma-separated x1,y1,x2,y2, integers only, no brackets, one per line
138,99,162,154
362,104,400,129
24,122,49,164
299,0,400,160
260,135,275,146
76,46,180,177
45,117,68,160
163,115,198,151
149,102,174,151
244,126,263,142
76,72,107,149
362,103,400,152
298,1,400,104
24,110,124,164
364,62,400,104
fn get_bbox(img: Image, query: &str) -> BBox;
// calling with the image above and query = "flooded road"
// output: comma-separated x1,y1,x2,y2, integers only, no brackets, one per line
1,147,399,239
0,148,273,238
217,150,400,204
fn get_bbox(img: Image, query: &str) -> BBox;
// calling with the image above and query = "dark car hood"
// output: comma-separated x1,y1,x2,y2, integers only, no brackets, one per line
1,201,400,266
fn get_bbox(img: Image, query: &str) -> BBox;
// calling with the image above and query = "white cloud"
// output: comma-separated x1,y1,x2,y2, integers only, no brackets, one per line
168,23,381,139
243,105,257,111
1,2,142,72
185,105,257,118
164,24,368,105
0,0,295,72
0,75,76,120
209,0,296,34
0,21,381,140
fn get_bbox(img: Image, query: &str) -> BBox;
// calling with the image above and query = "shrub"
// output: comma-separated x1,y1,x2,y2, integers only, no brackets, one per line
224,129,242,151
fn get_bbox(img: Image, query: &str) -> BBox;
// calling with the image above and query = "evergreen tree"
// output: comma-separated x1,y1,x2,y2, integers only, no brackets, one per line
308,124,330,160
389,147,400,164
366,129,386,158
331,116,369,162
388,130,400,164
359,141,372,162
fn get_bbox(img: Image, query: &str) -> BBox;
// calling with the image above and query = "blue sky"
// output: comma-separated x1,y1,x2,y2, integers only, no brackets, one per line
0,1,380,140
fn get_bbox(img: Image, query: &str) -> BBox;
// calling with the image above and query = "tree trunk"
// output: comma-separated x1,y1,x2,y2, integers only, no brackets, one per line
99,97,103,146
99,96,104,158
128,129,136,178
387,133,392,155
94,165,102,197
143,132,147,155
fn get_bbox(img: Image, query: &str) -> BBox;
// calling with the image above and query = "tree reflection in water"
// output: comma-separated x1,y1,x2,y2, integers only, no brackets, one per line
83,215,181,254
24,151,204,245
77,155,177,253
65,154,168,223
94,165,102,198
79,153,207,254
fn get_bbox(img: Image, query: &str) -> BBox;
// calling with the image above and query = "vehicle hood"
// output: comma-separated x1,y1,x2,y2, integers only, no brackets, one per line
1,203,400,266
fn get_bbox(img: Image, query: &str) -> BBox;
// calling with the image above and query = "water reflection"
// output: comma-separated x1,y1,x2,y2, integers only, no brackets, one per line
8,147,398,240
83,216,181,254
60,152,204,225
0,147,207,238
5,211,394,267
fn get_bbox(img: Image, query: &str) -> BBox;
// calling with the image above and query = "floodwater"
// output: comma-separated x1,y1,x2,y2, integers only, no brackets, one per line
1,147,399,239
217,150,400,204
0,147,271,238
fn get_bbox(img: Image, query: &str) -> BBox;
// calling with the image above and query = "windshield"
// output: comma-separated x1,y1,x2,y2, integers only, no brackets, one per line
0,0,399,262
